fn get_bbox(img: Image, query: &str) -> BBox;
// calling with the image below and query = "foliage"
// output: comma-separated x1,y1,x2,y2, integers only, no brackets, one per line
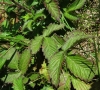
0,0,100,90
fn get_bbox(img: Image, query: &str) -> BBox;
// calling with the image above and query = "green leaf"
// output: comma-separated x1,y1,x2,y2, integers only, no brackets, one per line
71,76,91,90
22,13,33,21
62,31,90,51
48,51,64,86
66,55,95,81
19,49,31,74
30,36,43,54
8,51,19,69
29,73,39,81
22,20,33,31
23,76,29,84
58,71,71,90
3,47,16,60
33,8,46,21
13,77,24,90
1,72,21,83
29,82,36,88
42,37,58,60
1,19,9,28
39,61,49,80
64,12,78,21
44,0,61,21
51,34,64,49
66,0,86,12
14,35,30,44
0,58,6,69
41,85,54,90
43,23,64,37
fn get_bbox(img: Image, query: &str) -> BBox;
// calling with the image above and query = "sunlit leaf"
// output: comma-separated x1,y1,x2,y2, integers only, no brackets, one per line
1,72,21,83
42,37,58,60
66,55,95,81
8,51,19,69
66,0,86,12
22,20,33,31
30,36,43,54
41,85,54,90
2,47,16,60
58,71,71,90
29,73,39,81
51,34,64,49
62,31,91,51
48,51,64,86
64,12,78,20
44,0,61,21
0,58,6,69
13,77,24,90
43,23,64,37
19,48,31,74
39,61,49,80
71,76,91,90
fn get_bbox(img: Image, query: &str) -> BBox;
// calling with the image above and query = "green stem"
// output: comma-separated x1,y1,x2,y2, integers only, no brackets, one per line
94,37,100,77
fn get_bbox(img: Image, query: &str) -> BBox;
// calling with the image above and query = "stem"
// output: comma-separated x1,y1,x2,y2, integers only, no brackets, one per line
10,0,31,13
94,37,100,77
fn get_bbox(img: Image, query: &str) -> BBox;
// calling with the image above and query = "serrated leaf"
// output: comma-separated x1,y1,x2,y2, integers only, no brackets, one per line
44,0,61,21
51,34,64,49
48,51,64,86
30,36,43,54
66,55,95,81
13,77,24,90
1,72,21,83
66,0,86,12
42,37,58,60
58,71,71,90
19,49,31,74
43,23,64,37
71,76,91,90
8,51,19,69
62,31,91,51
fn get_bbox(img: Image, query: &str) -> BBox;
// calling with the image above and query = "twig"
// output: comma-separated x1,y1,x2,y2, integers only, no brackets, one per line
10,0,31,13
